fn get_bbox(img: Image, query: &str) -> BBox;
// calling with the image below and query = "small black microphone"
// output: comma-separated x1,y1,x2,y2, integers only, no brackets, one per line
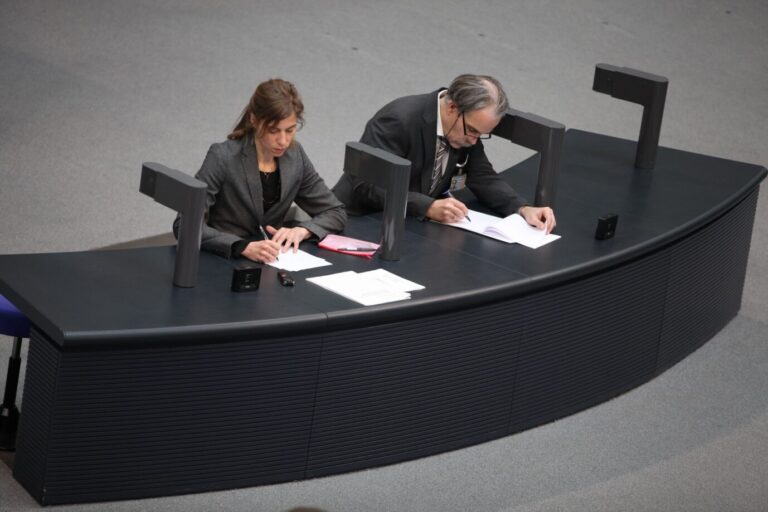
595,214,618,240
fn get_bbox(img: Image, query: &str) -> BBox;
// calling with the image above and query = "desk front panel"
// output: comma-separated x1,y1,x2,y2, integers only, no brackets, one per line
307,296,525,477
15,329,323,505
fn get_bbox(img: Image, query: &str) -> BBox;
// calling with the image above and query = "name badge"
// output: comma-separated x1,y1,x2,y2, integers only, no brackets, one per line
449,155,469,191
450,173,467,192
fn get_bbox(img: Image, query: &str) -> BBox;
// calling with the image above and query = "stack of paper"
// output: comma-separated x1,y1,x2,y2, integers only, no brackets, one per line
307,269,424,306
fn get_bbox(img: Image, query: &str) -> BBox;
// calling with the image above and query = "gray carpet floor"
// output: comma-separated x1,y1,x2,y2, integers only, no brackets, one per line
1,1,767,510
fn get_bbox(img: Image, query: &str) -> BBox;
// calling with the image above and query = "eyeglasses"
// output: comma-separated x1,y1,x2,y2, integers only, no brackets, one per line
461,112,492,140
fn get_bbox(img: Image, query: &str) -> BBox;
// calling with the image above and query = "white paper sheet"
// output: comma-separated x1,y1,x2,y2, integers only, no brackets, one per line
359,269,425,292
266,249,332,272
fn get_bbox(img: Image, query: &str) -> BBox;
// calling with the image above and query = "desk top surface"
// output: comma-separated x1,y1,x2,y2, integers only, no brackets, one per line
0,130,765,347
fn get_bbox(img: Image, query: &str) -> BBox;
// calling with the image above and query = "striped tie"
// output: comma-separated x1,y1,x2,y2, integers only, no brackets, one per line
430,137,449,194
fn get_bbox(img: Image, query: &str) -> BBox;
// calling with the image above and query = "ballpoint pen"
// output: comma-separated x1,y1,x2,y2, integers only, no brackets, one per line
337,247,378,252
444,190,471,222
258,225,279,261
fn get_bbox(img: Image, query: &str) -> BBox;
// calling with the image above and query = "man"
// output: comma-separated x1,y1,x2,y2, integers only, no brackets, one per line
332,74,556,232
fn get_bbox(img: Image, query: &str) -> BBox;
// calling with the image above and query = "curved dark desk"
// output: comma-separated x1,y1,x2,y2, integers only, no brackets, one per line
0,130,764,505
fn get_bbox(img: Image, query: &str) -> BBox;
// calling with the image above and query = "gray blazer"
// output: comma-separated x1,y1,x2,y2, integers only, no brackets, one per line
333,89,527,218
175,137,346,258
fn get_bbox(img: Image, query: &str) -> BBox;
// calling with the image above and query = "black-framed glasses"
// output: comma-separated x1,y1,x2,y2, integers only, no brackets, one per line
461,112,492,140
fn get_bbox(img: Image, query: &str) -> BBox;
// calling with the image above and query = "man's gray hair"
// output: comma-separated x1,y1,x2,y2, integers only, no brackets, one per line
445,74,509,116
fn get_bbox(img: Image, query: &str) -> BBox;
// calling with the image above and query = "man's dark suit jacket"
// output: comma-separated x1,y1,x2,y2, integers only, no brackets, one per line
333,88,527,218
175,137,346,259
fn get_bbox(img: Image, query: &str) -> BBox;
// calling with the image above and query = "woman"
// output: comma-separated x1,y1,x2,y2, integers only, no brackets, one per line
176,78,346,263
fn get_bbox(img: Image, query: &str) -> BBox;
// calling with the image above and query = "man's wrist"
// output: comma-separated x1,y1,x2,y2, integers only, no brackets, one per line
231,240,250,258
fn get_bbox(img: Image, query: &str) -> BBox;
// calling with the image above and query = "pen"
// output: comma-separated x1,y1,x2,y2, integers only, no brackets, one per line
258,225,279,261
337,247,377,252
444,190,471,222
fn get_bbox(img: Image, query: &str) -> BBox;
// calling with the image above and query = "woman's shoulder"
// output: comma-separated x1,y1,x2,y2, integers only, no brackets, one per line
197,138,249,178
207,137,248,157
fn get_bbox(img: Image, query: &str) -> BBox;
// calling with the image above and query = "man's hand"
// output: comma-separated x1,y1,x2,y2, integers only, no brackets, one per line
266,225,311,253
426,197,470,223
519,206,556,234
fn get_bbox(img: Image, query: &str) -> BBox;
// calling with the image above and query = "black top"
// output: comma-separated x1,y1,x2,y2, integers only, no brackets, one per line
260,166,281,213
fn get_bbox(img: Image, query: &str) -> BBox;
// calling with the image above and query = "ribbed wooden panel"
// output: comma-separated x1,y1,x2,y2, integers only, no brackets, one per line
24,334,323,505
658,191,758,371
509,251,669,433
307,299,526,476
13,328,60,502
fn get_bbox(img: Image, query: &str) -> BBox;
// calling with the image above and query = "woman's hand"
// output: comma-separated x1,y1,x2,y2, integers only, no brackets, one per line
241,240,282,263
266,225,311,253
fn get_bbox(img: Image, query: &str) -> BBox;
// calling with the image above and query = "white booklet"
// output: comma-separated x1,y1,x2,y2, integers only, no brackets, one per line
442,210,560,249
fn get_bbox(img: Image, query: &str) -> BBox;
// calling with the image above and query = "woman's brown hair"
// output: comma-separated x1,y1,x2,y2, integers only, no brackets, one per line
228,78,305,140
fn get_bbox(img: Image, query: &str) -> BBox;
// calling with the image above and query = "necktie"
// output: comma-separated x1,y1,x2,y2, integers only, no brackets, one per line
430,137,449,194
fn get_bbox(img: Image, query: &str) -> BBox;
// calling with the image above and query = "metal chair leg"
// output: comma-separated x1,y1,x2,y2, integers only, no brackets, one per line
0,337,23,451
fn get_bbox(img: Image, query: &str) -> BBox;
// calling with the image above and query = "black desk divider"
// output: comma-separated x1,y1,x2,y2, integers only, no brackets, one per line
140,162,207,287
343,142,411,260
492,109,565,208
593,64,669,169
